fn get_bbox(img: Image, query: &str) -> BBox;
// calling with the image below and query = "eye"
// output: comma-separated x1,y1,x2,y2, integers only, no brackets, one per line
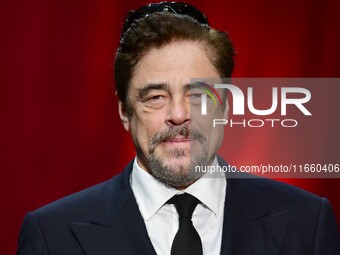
144,94,168,108
148,95,165,102
190,93,203,98
187,89,204,104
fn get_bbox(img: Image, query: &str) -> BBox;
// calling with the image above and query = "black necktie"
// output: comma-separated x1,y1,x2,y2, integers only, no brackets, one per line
168,193,203,255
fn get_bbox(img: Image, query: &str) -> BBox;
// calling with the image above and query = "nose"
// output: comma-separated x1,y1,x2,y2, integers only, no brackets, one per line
165,97,190,126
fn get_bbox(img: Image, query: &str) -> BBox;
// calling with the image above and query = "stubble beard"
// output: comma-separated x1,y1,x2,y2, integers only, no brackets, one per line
147,126,208,188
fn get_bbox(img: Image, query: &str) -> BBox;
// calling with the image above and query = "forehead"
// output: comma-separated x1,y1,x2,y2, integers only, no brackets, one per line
130,41,220,90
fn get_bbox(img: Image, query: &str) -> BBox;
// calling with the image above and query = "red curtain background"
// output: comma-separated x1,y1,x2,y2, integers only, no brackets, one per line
1,0,339,254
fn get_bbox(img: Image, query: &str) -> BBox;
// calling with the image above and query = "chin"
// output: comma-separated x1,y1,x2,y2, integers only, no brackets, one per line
165,156,190,170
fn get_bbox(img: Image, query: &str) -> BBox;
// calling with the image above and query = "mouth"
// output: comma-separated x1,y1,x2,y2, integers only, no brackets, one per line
163,136,192,143
148,126,205,155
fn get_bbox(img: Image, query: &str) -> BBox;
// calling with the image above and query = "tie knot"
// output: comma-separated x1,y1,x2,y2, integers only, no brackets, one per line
168,193,200,219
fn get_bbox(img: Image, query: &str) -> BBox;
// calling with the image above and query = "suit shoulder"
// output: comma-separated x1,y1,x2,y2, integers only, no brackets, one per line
33,175,120,219
246,177,323,210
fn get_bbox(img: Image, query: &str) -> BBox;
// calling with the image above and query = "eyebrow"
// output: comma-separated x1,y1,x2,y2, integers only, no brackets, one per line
183,83,192,92
189,82,207,90
137,83,170,100
136,82,198,101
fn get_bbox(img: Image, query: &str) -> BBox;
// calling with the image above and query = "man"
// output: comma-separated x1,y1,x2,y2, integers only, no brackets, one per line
17,2,340,255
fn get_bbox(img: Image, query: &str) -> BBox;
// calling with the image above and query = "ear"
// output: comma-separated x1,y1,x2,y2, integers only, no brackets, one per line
116,91,130,131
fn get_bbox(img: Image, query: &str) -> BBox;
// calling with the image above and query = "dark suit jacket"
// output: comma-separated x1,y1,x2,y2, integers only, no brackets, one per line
17,159,340,254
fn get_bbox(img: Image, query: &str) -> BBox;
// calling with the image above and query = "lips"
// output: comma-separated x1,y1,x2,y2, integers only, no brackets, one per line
164,136,192,143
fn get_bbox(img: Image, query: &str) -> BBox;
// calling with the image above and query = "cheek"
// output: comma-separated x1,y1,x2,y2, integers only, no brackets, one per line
130,109,167,144
192,107,225,150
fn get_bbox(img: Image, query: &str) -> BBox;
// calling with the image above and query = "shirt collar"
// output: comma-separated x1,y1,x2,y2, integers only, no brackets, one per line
185,157,226,216
130,157,226,221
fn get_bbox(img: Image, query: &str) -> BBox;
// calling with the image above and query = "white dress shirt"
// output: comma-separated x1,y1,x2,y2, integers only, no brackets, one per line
130,157,226,255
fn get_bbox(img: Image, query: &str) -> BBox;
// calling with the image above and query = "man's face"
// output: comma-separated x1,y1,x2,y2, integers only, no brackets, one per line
119,41,227,188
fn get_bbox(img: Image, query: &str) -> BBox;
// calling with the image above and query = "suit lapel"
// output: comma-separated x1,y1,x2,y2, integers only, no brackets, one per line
68,161,157,255
218,157,290,255
68,157,290,254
